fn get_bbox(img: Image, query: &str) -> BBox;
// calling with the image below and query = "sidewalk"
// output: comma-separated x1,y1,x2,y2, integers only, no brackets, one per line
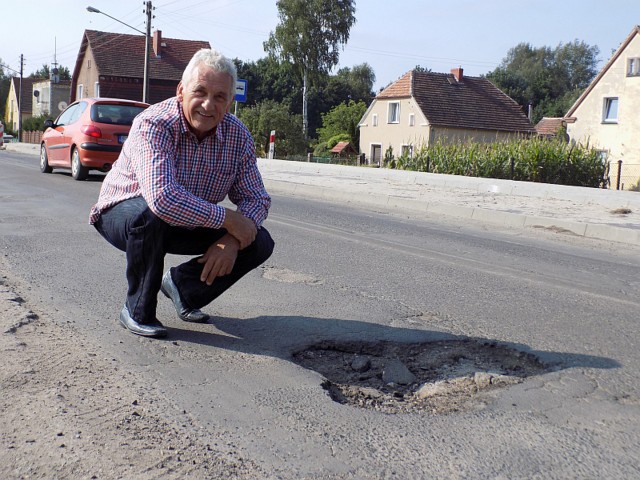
257,159,640,246
6,142,640,245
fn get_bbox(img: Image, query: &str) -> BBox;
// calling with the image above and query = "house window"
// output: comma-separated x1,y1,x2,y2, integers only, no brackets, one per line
388,102,400,124
401,144,413,158
94,82,100,97
87,59,91,69
372,114,378,127
77,84,84,100
409,113,415,126
603,97,618,123
628,58,640,76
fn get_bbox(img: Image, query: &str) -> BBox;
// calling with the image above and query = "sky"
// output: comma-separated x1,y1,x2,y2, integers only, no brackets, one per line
1,0,639,92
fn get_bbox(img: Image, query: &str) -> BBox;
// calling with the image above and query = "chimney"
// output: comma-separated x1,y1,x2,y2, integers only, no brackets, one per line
153,30,162,58
451,67,463,82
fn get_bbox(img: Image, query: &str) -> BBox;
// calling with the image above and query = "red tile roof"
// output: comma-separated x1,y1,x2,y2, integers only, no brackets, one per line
378,70,535,134
535,117,565,136
331,141,356,154
81,29,210,81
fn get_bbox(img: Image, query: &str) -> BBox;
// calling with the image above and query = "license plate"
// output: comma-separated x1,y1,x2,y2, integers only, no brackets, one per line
117,135,128,144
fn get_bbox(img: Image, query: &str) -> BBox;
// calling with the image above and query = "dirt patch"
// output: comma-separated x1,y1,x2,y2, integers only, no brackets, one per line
611,208,632,215
0,277,264,480
531,225,578,236
292,339,548,414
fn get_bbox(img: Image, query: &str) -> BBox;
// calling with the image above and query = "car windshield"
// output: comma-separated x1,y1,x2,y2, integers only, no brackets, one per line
91,104,147,126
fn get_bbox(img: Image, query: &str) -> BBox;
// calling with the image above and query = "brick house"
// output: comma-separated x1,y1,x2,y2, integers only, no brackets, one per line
71,29,210,104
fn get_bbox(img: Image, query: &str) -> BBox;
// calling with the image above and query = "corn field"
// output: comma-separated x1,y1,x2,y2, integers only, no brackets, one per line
392,138,608,188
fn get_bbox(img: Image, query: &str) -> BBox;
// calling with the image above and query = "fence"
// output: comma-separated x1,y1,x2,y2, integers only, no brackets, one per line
610,160,640,191
22,131,43,144
285,153,363,167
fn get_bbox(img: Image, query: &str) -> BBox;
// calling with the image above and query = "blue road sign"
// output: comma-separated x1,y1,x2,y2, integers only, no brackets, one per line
235,79,248,103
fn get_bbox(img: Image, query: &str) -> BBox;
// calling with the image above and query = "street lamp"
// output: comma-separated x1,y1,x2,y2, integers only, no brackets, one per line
87,5,150,103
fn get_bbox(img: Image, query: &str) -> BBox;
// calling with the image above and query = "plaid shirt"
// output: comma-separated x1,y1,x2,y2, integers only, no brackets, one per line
89,97,270,229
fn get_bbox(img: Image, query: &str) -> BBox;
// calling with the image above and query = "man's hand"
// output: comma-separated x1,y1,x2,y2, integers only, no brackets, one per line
197,234,240,285
222,209,257,249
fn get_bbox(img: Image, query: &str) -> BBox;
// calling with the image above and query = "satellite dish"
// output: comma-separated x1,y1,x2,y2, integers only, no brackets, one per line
58,101,68,112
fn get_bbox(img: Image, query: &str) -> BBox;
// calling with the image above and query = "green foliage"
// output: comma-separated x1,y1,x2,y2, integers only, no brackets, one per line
22,114,49,132
383,145,394,168
327,133,350,148
234,57,298,107
237,100,307,157
264,0,357,136
390,138,608,188
264,0,356,84
313,142,331,157
486,40,599,123
233,57,374,140
317,100,367,148
29,64,71,80
312,133,350,157
0,61,11,125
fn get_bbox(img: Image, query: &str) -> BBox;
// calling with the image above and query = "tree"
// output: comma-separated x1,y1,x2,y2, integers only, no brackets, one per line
324,64,375,105
486,40,599,123
233,57,376,140
317,99,367,149
234,57,298,108
238,99,307,157
29,64,71,81
0,62,10,125
264,0,356,137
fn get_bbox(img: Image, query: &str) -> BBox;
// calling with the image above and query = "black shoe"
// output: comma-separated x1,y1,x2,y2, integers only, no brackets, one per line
119,305,168,338
160,269,210,323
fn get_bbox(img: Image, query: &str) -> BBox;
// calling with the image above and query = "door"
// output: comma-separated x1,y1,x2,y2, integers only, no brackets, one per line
371,144,382,166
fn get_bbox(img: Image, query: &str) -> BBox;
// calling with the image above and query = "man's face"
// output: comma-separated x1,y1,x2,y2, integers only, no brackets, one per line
177,63,234,139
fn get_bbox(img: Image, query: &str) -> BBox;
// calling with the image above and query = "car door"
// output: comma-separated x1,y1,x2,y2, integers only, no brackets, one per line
45,104,79,164
59,102,88,166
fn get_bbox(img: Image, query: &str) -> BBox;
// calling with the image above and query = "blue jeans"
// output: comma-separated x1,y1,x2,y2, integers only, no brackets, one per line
94,196,274,323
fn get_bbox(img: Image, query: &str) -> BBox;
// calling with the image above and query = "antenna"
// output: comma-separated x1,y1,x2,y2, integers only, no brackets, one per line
51,37,59,83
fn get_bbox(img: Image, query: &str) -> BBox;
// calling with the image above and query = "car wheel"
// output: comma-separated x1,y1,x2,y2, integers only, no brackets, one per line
40,144,52,173
71,148,89,181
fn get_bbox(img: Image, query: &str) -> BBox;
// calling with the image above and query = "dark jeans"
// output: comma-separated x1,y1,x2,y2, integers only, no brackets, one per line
94,196,274,323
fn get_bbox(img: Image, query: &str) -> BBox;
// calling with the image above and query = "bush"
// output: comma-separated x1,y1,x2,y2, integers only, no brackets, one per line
22,114,49,132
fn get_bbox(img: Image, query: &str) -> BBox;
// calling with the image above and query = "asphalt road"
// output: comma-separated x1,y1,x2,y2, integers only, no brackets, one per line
1,150,640,478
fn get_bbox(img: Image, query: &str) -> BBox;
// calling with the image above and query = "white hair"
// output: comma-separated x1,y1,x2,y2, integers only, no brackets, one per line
182,49,237,97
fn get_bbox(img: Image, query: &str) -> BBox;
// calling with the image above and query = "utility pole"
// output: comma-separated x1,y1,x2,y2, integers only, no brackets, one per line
18,54,23,142
142,1,153,103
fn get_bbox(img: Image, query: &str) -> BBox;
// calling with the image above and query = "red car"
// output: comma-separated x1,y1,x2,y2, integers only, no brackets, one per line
40,97,149,180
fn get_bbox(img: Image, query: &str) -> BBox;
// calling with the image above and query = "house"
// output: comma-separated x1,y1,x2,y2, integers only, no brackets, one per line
565,25,640,190
71,29,210,104
331,141,357,157
4,77,34,133
535,117,567,139
32,79,71,118
358,68,535,165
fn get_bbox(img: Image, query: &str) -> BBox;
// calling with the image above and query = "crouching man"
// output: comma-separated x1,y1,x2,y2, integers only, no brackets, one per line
89,48,274,338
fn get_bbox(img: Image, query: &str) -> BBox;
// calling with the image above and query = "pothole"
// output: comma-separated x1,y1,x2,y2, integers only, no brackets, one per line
292,339,548,414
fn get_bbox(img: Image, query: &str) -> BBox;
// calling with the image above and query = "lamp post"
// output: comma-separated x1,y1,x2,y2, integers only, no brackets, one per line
87,4,151,103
